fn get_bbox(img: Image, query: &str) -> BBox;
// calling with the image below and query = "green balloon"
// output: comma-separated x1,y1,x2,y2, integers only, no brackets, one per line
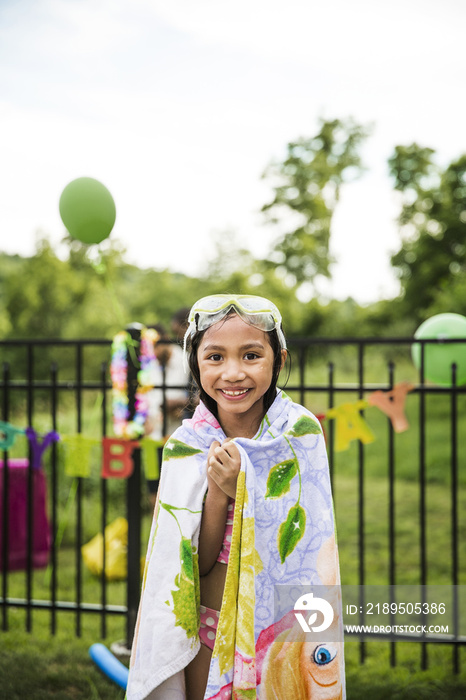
412,313,466,386
59,177,116,244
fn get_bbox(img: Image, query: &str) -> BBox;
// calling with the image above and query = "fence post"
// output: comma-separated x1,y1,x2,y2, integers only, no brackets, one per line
125,324,143,648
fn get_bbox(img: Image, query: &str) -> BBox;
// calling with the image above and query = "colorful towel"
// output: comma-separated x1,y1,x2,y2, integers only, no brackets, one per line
127,390,345,699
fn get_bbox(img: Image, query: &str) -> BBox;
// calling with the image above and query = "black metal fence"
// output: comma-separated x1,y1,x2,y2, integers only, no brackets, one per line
0,335,465,670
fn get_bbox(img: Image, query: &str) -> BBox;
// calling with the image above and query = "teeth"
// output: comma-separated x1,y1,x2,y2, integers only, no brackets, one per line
222,389,249,396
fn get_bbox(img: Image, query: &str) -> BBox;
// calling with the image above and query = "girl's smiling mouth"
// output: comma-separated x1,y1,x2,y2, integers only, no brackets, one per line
219,388,251,398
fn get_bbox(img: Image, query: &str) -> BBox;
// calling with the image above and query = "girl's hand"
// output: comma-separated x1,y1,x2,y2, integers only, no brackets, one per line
207,439,241,499
198,441,240,575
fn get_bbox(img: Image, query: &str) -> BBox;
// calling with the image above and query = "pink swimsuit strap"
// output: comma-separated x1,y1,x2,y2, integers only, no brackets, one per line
216,497,235,564
199,604,220,650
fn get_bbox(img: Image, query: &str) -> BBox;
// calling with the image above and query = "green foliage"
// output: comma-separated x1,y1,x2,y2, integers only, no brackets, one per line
4,122,466,346
0,235,208,341
261,117,370,287
5,238,83,338
0,252,22,336
0,236,412,345
388,143,438,195
389,143,466,319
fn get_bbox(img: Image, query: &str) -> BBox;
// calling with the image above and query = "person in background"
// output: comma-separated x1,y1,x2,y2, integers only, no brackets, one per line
145,323,188,505
171,307,191,344
171,307,197,418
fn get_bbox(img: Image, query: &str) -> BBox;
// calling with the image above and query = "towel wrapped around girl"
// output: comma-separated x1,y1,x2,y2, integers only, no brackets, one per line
126,294,345,700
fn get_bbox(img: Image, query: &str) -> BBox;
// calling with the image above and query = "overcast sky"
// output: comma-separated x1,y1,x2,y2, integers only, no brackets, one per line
1,0,465,303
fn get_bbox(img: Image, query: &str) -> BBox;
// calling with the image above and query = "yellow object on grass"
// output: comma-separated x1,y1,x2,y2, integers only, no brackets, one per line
82,517,144,581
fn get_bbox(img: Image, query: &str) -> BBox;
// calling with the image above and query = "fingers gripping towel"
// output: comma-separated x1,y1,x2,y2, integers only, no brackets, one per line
127,391,345,700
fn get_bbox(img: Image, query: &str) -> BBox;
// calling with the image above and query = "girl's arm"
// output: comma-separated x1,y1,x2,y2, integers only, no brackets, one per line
198,478,229,576
198,440,241,576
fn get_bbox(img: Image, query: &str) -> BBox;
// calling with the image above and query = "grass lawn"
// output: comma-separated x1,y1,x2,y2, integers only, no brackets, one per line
0,615,127,700
344,643,466,699
1,622,465,699
1,471,465,698
1,348,465,697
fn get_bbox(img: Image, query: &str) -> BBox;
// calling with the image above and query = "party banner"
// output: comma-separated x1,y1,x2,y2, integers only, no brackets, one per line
326,400,376,452
368,382,415,433
0,382,417,471
101,437,139,479
140,437,164,481
0,420,25,450
61,435,101,478
24,428,60,469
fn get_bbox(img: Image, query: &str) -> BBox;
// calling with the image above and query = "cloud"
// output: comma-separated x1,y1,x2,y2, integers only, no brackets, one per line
0,0,465,302
151,0,466,75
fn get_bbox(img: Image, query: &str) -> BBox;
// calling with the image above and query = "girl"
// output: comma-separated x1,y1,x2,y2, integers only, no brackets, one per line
127,295,345,700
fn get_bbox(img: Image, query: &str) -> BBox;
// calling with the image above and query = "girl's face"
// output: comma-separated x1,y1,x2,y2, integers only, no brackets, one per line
197,313,283,434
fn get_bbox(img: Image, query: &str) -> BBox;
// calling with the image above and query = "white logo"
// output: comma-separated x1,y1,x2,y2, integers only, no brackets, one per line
294,592,334,633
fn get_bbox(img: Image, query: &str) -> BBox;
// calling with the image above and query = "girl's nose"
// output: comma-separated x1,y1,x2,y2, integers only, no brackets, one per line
221,360,246,381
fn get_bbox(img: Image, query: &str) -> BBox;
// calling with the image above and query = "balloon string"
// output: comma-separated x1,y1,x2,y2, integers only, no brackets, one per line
100,262,127,328
94,253,139,365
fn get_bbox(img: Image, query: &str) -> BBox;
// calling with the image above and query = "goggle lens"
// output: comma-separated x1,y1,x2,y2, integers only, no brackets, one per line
183,294,287,369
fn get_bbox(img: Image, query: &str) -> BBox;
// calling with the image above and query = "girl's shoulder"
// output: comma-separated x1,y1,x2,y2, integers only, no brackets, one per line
183,401,222,433
163,402,223,453
275,391,323,436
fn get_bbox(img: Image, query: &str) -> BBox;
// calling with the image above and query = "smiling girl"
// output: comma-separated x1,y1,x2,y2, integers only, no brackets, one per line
126,295,345,700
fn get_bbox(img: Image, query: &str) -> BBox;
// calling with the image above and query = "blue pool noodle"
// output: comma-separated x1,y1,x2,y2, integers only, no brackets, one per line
89,643,129,690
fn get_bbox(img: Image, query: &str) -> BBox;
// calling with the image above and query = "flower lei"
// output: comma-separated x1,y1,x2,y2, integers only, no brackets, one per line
110,327,160,439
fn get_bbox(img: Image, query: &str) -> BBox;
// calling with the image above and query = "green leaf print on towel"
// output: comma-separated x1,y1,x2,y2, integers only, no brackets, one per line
287,414,322,437
161,502,202,642
163,438,203,460
265,430,315,563
264,459,298,499
278,504,306,564
170,536,200,640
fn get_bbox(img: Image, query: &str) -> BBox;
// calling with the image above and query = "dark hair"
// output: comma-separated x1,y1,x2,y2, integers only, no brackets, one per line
187,311,288,419
171,307,190,328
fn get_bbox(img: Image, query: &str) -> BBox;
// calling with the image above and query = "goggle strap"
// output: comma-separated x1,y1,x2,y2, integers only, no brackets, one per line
182,322,196,373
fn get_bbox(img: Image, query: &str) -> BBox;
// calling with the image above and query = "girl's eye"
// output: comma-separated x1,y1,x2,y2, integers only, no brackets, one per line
245,352,259,360
208,353,222,362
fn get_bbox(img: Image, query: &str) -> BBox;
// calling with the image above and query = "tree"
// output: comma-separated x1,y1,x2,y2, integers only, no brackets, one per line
389,144,466,318
4,238,82,338
3,236,131,339
261,117,370,289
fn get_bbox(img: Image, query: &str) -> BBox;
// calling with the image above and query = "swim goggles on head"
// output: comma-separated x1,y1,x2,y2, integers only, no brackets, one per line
183,294,287,363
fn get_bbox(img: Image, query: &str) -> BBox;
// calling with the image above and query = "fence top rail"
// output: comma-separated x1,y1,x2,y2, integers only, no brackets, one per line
0,339,112,347
1,336,466,348
289,336,466,346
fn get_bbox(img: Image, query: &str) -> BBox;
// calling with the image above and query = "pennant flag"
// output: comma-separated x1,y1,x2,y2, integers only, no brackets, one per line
61,434,101,478
368,382,415,433
25,428,60,469
326,400,376,452
139,437,164,481
0,421,25,450
102,437,139,479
